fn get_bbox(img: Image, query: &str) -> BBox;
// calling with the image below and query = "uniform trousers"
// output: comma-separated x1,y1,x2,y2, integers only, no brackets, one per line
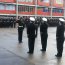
18,27,23,43
28,38,35,53
56,38,64,56
41,35,48,51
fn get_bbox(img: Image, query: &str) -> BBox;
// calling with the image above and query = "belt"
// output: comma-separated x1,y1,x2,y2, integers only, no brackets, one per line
18,26,23,27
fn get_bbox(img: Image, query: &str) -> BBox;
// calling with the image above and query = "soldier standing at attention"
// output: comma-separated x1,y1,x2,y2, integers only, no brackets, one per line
55,18,65,57
27,17,37,54
40,18,48,52
16,17,25,43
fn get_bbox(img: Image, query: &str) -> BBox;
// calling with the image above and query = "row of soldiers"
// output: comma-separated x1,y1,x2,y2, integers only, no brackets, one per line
0,17,16,28
0,16,62,28
17,17,65,58
0,16,40,28
48,18,59,26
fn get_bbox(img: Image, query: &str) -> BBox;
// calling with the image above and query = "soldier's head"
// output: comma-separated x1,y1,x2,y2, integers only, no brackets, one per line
59,18,65,25
19,17,23,21
30,17,35,23
42,18,47,23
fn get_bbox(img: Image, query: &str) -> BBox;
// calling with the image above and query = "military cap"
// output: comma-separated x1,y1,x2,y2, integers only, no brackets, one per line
59,18,65,22
30,17,35,21
42,18,47,22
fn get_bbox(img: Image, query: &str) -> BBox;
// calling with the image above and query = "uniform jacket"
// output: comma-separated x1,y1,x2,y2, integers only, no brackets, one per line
16,19,25,31
27,22,36,38
40,22,48,37
56,22,64,39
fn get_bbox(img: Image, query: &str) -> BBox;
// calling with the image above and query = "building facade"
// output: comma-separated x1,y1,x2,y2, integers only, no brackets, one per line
0,0,65,18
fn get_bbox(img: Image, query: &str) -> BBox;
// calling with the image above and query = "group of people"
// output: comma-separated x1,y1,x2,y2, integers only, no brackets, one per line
0,17,16,28
17,17,65,58
48,18,59,26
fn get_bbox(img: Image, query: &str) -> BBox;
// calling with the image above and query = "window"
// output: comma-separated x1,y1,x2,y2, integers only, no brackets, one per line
22,0,25,2
53,8,63,13
30,7,33,12
40,0,43,2
43,7,49,12
18,0,33,2
0,4,5,10
53,8,57,12
6,5,15,10
59,9,63,13
28,0,33,2
18,6,34,12
26,0,28,2
25,6,29,12
18,6,25,12
18,0,21,2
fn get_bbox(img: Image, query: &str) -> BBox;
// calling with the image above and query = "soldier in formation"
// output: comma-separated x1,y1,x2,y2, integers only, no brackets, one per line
27,17,37,54
55,18,65,57
40,18,48,52
0,17,16,28
16,17,25,43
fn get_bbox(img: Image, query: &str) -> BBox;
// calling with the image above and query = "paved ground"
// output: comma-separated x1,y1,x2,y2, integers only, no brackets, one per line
0,27,65,65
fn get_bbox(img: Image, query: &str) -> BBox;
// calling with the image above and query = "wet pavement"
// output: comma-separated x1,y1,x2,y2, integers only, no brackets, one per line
0,27,65,65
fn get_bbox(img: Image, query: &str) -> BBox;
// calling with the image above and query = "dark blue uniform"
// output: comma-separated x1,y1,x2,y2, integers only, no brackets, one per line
40,21,48,51
56,21,64,57
27,21,36,54
17,19,25,43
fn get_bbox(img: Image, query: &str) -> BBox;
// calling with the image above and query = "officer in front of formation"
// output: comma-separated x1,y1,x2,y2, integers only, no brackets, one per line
27,17,37,54
55,18,65,57
16,17,25,43
40,18,48,52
